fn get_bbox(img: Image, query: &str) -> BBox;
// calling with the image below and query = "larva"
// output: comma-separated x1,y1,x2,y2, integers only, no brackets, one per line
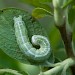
13,15,51,63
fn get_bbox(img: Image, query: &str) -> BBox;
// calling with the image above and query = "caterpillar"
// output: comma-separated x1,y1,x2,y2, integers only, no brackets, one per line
13,15,51,63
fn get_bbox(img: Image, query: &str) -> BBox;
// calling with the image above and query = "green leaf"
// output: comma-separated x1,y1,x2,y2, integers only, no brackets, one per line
19,64,40,75
32,8,53,18
62,0,73,9
62,0,75,9
39,0,52,3
0,8,54,66
54,48,67,61
68,7,75,25
19,0,52,12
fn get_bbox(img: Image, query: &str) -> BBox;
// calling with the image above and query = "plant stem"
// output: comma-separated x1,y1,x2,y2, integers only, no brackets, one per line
53,0,75,74
56,23,74,57
39,58,75,75
56,16,75,75
0,69,22,75
56,8,75,75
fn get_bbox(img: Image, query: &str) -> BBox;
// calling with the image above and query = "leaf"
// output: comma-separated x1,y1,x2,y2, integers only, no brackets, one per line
54,48,67,61
19,0,52,12
0,8,54,66
39,0,52,3
19,64,40,75
68,7,75,25
62,0,75,9
0,49,20,69
62,0,73,9
32,8,53,18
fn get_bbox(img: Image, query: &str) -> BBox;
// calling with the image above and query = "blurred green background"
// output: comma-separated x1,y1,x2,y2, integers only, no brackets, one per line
0,0,75,75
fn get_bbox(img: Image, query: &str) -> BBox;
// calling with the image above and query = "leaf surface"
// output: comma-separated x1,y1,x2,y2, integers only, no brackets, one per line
32,8,53,18
0,8,54,65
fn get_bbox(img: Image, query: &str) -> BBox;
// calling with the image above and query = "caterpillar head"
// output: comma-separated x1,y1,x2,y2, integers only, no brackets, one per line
13,15,24,26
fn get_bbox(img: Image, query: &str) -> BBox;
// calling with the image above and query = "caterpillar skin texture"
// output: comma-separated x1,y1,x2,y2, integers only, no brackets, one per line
13,15,51,63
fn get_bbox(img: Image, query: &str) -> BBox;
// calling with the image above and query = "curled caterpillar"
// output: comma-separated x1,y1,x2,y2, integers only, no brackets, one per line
13,15,51,63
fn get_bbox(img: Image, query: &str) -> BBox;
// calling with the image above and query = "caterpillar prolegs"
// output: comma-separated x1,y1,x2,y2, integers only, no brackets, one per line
13,15,51,63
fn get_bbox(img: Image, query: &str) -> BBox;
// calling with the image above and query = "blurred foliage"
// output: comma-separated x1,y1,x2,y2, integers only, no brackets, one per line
0,0,75,75
19,0,52,12
32,7,53,18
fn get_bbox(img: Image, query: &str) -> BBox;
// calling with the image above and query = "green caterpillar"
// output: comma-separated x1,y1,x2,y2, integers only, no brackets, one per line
13,15,51,63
